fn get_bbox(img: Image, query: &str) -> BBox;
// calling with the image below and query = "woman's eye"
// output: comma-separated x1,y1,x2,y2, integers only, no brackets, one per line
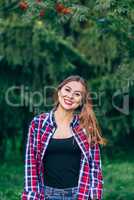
65,88,70,92
75,93,80,97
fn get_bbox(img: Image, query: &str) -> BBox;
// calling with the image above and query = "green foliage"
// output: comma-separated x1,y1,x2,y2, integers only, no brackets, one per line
103,160,134,200
0,0,89,26
0,0,134,157
0,161,23,200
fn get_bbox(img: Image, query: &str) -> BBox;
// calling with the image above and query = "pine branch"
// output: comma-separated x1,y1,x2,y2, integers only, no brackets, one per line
0,0,19,12
58,39,92,69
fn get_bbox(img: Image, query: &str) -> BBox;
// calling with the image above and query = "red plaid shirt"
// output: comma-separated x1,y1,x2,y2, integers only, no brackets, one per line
22,109,103,200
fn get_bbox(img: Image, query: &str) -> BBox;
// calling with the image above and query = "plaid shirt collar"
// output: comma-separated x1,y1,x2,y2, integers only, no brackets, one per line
43,107,80,128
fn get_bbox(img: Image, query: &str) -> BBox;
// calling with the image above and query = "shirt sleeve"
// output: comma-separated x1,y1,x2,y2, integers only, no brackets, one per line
89,143,104,200
22,118,43,200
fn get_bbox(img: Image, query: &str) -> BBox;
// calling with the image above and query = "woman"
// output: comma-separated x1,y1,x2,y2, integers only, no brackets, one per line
22,75,106,200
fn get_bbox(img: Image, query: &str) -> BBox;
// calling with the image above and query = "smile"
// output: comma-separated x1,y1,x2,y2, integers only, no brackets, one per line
64,99,73,105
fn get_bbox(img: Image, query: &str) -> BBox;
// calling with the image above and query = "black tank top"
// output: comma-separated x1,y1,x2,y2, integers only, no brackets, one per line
43,136,81,188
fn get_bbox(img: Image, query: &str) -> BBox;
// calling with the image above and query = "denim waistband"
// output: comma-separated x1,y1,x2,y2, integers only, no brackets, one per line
44,185,78,196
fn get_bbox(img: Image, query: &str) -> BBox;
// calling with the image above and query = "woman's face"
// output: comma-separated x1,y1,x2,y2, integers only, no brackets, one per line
58,81,84,111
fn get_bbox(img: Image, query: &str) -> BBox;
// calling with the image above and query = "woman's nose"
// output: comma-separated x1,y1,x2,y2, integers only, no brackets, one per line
67,92,74,99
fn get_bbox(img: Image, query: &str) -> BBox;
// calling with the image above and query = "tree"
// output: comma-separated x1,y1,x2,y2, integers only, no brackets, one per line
0,0,134,160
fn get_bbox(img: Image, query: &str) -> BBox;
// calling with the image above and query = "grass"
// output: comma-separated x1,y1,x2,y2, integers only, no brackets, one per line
103,160,134,200
0,153,134,200
0,156,23,200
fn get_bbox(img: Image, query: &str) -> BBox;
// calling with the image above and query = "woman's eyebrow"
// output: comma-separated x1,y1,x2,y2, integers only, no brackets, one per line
65,85,82,93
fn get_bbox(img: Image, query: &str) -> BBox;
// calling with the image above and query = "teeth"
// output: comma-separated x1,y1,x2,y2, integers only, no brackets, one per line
66,100,72,103
64,99,73,104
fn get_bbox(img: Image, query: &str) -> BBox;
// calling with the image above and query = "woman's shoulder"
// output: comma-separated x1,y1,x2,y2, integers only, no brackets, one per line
30,111,50,125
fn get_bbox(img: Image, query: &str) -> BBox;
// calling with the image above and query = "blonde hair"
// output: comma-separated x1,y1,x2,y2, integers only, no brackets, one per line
53,75,107,145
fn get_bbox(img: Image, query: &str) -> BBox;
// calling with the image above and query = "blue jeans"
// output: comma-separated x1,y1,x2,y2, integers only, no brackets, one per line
44,185,78,200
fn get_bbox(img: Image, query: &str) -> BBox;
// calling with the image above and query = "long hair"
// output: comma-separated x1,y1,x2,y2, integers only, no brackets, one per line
53,75,107,145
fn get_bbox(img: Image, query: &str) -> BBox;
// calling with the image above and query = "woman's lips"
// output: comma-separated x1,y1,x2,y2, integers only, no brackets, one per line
64,99,73,105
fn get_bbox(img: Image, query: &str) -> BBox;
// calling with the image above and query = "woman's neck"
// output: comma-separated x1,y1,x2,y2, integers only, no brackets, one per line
54,105,74,125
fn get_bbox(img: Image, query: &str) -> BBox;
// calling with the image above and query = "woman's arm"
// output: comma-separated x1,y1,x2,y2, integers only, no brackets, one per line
22,118,42,200
89,143,104,200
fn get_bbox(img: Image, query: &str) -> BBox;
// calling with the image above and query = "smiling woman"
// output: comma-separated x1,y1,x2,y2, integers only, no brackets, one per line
22,75,106,200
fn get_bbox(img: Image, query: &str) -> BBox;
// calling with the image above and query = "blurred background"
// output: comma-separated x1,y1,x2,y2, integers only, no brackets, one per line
0,0,134,199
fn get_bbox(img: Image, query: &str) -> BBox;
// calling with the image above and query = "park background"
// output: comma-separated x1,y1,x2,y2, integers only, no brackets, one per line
0,0,134,199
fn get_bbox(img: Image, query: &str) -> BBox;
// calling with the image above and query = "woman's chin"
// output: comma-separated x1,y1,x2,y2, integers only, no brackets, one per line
61,103,75,111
